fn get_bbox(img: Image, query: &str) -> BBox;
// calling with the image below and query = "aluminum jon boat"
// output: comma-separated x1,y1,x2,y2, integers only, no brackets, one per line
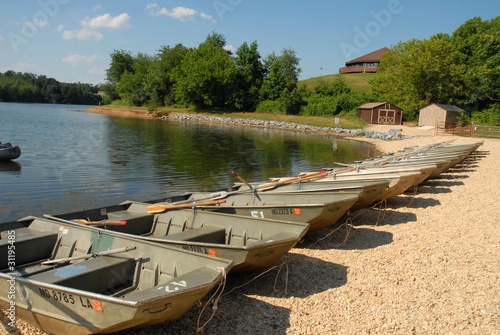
0,216,232,335
49,201,309,273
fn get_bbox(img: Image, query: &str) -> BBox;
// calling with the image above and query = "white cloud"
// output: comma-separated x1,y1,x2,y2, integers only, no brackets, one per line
81,13,131,30
146,2,214,22
61,13,130,40
63,54,100,65
224,44,236,53
62,28,103,41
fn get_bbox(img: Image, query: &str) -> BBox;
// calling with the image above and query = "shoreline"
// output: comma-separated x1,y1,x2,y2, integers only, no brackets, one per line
2,107,499,335
84,106,471,153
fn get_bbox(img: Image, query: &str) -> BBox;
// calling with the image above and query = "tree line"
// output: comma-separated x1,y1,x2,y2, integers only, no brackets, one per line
102,16,499,125
1,16,498,125
101,32,372,116
0,71,102,105
372,16,499,124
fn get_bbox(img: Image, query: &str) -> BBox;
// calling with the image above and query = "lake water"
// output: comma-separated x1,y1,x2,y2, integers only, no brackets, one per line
0,102,378,222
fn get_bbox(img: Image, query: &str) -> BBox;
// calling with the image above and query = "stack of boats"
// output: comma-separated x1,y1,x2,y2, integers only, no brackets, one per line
0,140,482,334
0,141,21,161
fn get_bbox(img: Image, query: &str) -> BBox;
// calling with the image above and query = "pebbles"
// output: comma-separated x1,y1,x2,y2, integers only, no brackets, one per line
2,125,498,335
166,113,413,140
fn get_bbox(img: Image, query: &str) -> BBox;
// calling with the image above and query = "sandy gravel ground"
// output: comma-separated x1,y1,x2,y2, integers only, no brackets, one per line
2,123,499,335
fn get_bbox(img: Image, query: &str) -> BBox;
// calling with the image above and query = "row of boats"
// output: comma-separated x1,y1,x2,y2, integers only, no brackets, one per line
0,140,483,334
0,141,21,161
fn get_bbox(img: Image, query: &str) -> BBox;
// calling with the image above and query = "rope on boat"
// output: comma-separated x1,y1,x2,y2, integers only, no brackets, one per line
196,266,228,334
372,199,388,225
273,254,290,296
305,211,354,249
221,264,281,297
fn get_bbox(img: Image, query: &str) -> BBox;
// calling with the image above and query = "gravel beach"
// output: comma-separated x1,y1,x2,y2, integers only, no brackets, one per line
2,119,499,335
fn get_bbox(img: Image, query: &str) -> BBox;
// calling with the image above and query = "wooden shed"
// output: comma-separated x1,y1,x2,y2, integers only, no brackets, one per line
418,103,461,127
357,102,403,125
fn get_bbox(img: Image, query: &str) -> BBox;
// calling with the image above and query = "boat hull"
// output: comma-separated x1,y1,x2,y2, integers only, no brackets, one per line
0,145,21,161
0,217,232,334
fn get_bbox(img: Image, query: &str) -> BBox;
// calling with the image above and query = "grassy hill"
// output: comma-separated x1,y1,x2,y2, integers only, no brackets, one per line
299,73,376,93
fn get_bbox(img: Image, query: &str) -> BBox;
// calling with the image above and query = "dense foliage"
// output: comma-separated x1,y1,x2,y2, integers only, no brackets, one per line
0,71,102,105
102,33,368,116
2,16,499,125
372,17,500,123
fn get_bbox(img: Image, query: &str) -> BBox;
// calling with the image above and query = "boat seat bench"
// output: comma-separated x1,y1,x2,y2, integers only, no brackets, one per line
123,266,221,301
158,225,226,244
105,211,155,235
27,256,136,294
0,228,58,270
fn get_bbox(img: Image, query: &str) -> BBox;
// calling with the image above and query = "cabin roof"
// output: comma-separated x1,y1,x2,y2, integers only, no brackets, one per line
346,47,390,65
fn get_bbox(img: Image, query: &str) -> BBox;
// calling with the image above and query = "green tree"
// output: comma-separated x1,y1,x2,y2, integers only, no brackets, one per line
173,35,235,109
452,17,500,108
260,49,301,102
106,49,134,85
372,34,466,120
232,41,265,111
116,52,154,106
145,44,188,107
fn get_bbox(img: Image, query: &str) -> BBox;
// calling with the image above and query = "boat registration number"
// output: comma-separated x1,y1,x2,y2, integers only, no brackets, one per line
271,208,301,215
38,287,104,312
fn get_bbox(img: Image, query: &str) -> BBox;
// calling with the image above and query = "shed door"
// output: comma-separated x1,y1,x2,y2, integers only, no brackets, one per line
378,109,396,124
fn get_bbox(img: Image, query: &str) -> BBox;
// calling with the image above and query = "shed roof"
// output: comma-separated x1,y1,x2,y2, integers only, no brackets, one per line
421,103,461,112
346,47,390,66
358,102,388,109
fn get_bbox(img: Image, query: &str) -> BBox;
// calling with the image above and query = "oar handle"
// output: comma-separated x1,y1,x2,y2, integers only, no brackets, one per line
147,199,226,214
232,171,254,190
255,170,329,190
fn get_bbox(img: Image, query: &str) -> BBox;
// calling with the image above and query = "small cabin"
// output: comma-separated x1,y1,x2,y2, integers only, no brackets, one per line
358,102,403,125
418,103,461,127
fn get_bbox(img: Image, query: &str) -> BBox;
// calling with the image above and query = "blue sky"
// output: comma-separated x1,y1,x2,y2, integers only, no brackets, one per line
1,0,499,85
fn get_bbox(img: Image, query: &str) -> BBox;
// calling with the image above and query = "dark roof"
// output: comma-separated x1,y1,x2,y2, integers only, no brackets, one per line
346,47,390,66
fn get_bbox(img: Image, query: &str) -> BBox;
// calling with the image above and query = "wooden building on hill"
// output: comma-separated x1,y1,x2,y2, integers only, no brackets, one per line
418,103,461,127
339,47,389,74
358,102,403,125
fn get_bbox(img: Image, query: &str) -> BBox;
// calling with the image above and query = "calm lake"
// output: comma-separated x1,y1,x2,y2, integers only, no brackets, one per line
0,102,377,222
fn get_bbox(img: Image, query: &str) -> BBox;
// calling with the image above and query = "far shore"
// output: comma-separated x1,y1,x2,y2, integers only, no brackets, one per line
85,106,463,153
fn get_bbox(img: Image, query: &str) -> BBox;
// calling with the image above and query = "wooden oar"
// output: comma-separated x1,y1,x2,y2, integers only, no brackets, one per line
147,199,227,214
254,170,330,190
72,219,128,226
41,246,137,265
231,171,254,190
44,214,128,226
232,171,262,200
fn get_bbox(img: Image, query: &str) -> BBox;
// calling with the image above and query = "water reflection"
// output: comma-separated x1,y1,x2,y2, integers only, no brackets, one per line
0,161,21,174
0,103,378,222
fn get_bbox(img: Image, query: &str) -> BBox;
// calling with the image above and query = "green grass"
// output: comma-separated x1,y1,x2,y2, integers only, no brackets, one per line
299,73,376,93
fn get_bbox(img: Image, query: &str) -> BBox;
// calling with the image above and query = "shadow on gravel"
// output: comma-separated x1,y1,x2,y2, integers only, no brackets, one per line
114,288,292,335
297,222,394,251
222,253,347,298
383,195,441,209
